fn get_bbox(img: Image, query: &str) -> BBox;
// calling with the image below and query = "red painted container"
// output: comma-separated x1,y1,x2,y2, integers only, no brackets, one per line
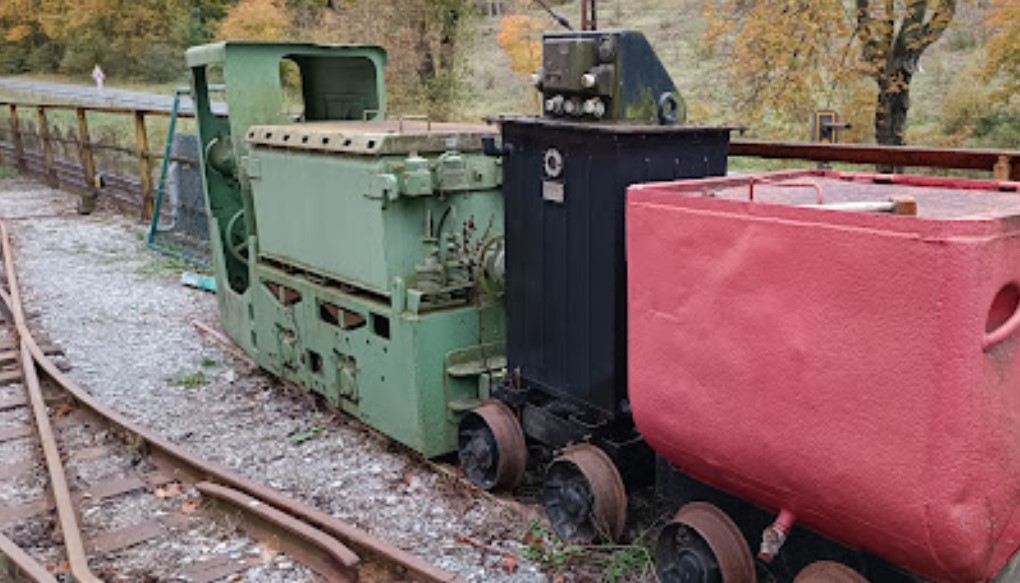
627,170,1020,583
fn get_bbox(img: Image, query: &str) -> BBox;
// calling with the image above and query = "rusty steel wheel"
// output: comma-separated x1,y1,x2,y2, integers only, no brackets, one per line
794,562,871,583
656,502,755,583
457,400,526,490
542,444,627,543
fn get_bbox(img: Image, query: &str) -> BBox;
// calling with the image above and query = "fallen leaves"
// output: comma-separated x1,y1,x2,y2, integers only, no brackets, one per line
45,560,69,574
154,481,183,499
257,543,279,564
455,532,522,574
501,554,519,575
181,498,201,514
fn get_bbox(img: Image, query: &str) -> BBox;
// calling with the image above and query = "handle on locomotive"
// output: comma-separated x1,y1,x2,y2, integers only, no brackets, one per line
984,284,1020,351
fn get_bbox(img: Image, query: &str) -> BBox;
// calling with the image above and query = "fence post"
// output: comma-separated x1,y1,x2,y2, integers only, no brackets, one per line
9,105,24,172
36,106,57,187
993,155,1020,182
133,111,154,220
76,107,98,214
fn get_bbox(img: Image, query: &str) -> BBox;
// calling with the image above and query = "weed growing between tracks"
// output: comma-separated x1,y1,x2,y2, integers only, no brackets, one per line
0,165,16,179
287,425,324,444
519,521,656,582
135,255,191,277
172,370,209,389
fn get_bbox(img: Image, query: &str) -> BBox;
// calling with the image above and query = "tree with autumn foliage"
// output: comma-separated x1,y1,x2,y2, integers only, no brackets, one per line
219,0,291,41
0,0,233,80
984,0,1020,102
706,0,958,145
306,0,476,118
857,1,956,145
497,14,544,78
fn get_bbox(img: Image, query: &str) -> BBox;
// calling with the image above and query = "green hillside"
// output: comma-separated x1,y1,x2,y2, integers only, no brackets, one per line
460,0,1017,148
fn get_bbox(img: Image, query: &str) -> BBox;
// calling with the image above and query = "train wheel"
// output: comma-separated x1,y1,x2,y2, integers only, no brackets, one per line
656,502,755,583
542,444,627,543
794,562,870,583
457,400,526,490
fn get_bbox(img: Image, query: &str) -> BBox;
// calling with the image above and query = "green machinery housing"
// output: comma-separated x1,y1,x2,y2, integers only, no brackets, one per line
188,42,506,457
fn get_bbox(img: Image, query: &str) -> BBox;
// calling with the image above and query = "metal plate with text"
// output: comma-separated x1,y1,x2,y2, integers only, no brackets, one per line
543,181,565,203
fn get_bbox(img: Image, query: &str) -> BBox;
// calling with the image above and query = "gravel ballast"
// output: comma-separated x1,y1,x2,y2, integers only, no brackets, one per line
2,175,546,582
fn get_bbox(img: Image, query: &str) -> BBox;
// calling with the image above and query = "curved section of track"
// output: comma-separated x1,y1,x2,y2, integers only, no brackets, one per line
0,219,466,583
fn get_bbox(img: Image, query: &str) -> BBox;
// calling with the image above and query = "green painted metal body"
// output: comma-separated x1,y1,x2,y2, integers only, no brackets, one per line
189,42,505,457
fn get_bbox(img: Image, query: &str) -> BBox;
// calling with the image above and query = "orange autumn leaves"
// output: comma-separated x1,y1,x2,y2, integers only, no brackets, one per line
498,14,543,79
984,0,1020,100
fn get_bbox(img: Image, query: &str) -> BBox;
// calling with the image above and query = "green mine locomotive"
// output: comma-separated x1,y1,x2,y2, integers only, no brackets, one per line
188,42,506,458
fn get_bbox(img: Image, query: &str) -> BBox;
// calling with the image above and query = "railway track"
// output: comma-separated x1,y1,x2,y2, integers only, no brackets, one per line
0,218,466,583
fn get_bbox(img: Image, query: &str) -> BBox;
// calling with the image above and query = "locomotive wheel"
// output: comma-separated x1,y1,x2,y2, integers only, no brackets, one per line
542,444,627,543
656,502,755,583
457,400,526,490
794,562,871,583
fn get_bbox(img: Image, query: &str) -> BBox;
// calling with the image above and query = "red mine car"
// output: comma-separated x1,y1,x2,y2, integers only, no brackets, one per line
628,171,1020,583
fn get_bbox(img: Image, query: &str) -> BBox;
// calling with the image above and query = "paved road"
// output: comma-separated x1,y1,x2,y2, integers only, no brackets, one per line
0,77,227,114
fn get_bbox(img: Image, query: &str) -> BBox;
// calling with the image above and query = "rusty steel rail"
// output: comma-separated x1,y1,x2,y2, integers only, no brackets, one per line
0,219,98,582
0,219,467,583
731,139,1020,182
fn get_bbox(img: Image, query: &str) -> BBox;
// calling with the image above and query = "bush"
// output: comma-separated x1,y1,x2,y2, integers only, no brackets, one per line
139,44,187,83
26,43,62,73
971,107,1020,148
938,66,1020,149
0,43,28,74
58,37,105,75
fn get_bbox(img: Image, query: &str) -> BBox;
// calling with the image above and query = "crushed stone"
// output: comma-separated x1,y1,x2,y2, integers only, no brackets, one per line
2,176,546,582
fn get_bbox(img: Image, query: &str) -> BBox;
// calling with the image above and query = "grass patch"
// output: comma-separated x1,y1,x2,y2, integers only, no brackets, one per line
0,166,15,179
288,426,322,444
172,371,208,389
519,522,655,582
135,256,190,276
200,356,219,368
147,237,212,273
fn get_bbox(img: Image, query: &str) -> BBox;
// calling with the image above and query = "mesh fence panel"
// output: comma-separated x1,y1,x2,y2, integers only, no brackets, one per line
149,132,212,268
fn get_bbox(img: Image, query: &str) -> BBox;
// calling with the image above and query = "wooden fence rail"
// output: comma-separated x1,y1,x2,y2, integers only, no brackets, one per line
0,101,196,218
730,140,1020,182
0,99,1017,222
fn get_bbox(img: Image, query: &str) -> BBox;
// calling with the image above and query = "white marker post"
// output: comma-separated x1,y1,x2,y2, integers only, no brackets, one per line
92,65,105,94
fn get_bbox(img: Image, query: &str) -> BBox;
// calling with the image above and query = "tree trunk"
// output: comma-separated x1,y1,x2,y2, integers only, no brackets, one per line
856,0,957,152
874,70,912,147
416,17,436,84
